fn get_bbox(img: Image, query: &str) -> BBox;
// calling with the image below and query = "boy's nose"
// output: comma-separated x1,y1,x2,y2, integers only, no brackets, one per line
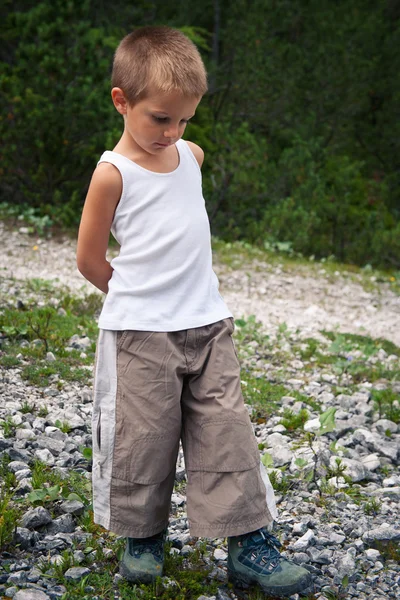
164,126,178,139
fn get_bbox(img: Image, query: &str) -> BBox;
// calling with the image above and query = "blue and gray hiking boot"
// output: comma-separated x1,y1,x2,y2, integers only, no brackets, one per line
228,528,312,597
120,530,166,583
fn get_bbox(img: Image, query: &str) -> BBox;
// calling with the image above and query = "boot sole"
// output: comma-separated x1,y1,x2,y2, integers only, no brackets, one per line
228,568,313,598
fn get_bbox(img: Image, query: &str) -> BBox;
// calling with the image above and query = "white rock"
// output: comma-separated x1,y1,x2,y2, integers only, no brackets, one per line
214,548,228,561
304,418,321,432
16,429,36,440
361,454,381,472
365,548,381,562
268,446,294,467
291,529,315,551
34,448,55,466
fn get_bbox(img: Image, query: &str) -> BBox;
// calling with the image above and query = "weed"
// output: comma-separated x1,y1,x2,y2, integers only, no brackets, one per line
372,389,400,424
363,497,381,516
280,408,309,431
0,488,20,550
20,400,36,414
268,470,292,494
55,419,72,434
0,415,17,438
325,458,349,487
31,460,63,490
38,405,49,417
373,540,400,562
0,458,19,551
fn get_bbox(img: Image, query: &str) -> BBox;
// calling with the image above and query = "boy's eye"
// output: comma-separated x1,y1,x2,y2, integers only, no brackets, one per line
153,116,169,123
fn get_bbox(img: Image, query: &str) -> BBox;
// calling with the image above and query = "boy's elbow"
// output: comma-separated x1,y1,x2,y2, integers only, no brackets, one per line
77,255,92,279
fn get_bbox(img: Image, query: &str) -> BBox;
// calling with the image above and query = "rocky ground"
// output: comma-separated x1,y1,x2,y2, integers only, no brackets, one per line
0,226,399,600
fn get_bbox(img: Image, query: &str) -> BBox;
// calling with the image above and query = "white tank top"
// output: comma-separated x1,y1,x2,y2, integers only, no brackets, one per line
97,139,232,331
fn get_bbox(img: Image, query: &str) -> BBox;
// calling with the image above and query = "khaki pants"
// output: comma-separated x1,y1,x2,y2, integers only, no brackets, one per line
92,318,277,538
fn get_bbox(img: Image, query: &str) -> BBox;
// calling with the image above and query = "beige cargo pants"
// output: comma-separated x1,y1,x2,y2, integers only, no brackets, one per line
92,318,277,538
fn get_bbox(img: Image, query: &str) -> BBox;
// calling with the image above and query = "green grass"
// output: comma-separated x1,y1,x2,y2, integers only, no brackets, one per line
372,389,400,424
0,283,100,386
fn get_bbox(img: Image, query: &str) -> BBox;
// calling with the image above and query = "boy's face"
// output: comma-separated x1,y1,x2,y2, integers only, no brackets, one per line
112,88,201,156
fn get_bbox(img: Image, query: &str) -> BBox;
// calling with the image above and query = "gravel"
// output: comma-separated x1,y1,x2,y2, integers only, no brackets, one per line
0,227,399,599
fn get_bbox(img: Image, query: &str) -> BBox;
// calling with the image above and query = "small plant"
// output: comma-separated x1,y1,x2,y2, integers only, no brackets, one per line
38,405,49,417
323,575,349,600
20,400,36,414
55,419,71,434
372,389,400,424
0,487,20,550
280,408,309,431
326,458,349,487
363,497,381,515
0,416,16,438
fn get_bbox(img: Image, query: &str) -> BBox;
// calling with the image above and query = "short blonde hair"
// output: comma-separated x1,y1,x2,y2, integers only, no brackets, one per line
112,26,208,104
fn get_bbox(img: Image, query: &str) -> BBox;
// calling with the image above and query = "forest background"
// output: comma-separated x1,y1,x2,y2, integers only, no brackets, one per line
1,0,399,269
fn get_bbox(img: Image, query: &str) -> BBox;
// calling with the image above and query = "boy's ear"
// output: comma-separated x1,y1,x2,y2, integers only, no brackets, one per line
111,88,128,115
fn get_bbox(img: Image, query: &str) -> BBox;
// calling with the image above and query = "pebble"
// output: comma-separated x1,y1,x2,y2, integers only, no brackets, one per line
0,252,399,600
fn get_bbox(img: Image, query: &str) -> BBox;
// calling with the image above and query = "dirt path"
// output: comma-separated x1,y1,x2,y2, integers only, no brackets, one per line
2,223,399,346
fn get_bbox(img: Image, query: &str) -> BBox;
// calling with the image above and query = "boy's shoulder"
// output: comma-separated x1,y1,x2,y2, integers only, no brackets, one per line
184,140,204,168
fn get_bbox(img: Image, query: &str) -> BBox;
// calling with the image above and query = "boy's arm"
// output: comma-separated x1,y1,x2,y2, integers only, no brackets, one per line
77,163,122,294
186,141,204,168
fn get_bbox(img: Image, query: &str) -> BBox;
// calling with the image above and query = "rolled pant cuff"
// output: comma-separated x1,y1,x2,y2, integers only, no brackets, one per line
94,512,168,539
188,510,274,538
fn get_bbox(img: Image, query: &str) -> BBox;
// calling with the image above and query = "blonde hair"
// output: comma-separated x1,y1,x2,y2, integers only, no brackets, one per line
112,26,208,104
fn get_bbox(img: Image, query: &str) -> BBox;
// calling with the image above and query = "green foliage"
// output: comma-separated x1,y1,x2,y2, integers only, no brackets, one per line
280,408,309,432
0,457,19,551
372,389,400,424
1,0,399,267
0,285,98,386
0,0,121,225
363,497,381,516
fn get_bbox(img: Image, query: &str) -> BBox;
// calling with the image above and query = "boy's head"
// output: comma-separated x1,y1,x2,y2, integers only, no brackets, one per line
112,26,208,106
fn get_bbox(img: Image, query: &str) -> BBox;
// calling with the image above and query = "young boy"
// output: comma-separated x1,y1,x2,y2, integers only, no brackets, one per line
77,26,312,597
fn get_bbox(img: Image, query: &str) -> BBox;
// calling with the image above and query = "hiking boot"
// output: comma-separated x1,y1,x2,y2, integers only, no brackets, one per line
120,530,166,583
228,528,313,598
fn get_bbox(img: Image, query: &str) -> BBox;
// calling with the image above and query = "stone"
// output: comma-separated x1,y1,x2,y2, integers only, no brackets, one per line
8,461,30,473
34,448,54,466
291,529,315,551
37,436,65,455
365,548,381,562
14,527,39,550
268,445,294,466
59,500,85,515
64,567,91,581
266,432,289,446
14,591,50,600
334,549,356,584
303,417,321,432
329,456,367,482
375,419,398,434
15,429,36,440
21,507,52,529
292,522,308,535
363,524,400,544
370,486,400,498
361,454,381,472
45,514,76,534
213,548,227,561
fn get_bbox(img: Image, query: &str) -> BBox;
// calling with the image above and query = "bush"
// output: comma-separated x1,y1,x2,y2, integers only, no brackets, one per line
0,0,121,225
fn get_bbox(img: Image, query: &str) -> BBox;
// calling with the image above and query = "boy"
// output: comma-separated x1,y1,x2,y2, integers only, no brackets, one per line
77,26,312,597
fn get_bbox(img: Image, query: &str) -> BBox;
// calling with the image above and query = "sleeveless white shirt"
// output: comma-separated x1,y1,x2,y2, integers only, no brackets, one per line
97,139,232,331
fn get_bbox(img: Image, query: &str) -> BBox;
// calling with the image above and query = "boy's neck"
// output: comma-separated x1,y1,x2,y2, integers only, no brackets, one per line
113,132,180,174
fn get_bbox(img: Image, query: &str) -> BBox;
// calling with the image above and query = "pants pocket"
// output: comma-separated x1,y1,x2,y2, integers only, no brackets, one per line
112,434,180,485
185,417,261,510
